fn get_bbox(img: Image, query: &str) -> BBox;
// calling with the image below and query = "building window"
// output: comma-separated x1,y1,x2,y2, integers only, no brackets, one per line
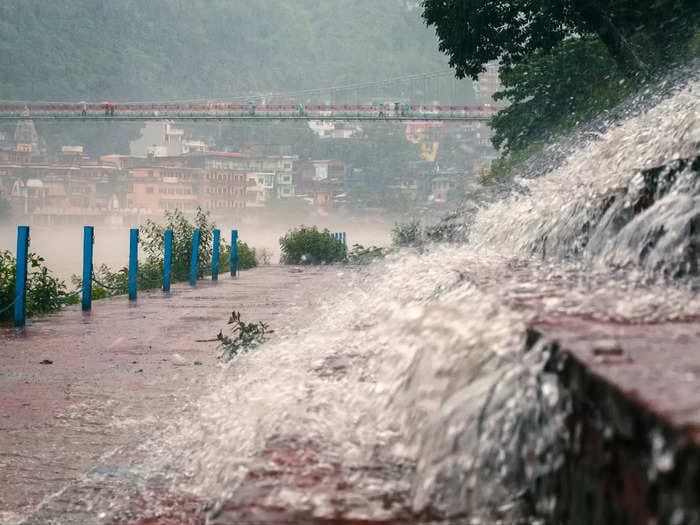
146,187,154,194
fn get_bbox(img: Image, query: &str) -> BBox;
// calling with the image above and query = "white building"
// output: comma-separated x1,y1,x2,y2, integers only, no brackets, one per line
130,122,195,157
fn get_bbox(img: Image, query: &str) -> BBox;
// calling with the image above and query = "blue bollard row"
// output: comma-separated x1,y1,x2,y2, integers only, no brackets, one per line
331,232,347,246
13,226,29,327
81,226,94,311
231,229,238,277
189,229,200,286
8,225,241,326
128,228,139,300
212,229,221,282
163,229,173,292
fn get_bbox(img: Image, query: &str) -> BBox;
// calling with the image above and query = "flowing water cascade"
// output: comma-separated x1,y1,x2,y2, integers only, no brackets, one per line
23,70,700,524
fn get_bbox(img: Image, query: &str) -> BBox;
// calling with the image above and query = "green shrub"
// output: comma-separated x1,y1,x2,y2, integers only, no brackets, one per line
73,208,263,298
347,243,386,265
1,250,70,322
236,241,259,270
140,207,215,281
279,226,347,265
391,220,422,247
80,263,128,298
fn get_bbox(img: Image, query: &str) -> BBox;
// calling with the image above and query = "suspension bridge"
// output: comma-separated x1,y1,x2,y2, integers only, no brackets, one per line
0,71,502,122
0,103,499,121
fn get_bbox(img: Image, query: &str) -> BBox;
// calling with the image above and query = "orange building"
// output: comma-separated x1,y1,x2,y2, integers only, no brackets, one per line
125,166,246,216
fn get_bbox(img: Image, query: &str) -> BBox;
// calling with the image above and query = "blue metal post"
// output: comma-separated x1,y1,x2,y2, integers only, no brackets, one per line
189,229,200,286
211,229,220,281
13,226,29,327
81,226,94,311
163,229,173,292
128,228,138,301
230,229,238,277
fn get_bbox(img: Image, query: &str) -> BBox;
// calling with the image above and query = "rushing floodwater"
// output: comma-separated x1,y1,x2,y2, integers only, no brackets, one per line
21,69,700,523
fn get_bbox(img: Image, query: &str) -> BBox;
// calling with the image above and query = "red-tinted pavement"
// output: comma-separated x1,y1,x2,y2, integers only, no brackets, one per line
533,316,700,447
531,316,700,524
0,266,336,524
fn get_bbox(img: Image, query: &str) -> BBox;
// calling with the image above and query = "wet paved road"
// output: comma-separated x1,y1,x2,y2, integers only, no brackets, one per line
3,260,699,525
0,266,337,524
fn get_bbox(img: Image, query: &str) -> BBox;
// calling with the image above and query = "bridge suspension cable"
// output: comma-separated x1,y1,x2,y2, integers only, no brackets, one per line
0,70,474,106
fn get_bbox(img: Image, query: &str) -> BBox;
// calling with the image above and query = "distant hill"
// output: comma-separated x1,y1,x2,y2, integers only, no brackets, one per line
0,0,451,101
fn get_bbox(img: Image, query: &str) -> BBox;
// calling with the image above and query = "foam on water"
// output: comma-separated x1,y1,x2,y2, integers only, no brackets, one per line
469,73,700,275
50,70,700,523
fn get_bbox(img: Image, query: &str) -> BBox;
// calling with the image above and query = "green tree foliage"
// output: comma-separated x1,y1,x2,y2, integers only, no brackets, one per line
140,207,215,282
77,208,259,298
491,36,638,154
1,250,69,322
235,241,259,271
421,1,700,179
421,0,700,79
279,226,347,265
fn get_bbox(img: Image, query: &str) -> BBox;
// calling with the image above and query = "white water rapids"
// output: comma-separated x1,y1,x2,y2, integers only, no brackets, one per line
25,69,700,523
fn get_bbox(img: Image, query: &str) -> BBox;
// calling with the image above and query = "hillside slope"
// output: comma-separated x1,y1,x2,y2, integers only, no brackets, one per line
0,0,448,101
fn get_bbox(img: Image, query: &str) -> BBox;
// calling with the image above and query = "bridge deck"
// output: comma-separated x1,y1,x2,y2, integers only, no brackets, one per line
0,104,498,122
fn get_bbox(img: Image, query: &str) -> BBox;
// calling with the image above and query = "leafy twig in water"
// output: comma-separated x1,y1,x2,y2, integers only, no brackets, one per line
217,311,272,360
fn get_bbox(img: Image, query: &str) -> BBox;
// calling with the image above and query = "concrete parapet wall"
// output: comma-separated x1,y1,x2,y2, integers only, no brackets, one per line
531,319,700,525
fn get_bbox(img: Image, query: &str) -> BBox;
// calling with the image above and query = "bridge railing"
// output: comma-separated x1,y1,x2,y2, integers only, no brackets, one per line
0,103,502,121
2,225,242,327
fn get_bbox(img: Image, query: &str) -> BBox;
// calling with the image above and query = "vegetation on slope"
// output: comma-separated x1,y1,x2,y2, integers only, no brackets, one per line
421,0,700,181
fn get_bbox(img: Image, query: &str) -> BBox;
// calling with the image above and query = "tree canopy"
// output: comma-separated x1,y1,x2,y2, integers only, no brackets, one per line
490,35,637,153
421,0,700,79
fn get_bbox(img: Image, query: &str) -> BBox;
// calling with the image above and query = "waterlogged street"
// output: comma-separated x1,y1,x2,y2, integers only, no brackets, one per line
1,251,699,524
2,1,700,523
0,76,699,523
0,266,338,524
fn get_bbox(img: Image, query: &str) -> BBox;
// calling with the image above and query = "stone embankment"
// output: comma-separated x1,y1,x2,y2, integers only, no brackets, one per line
531,318,700,525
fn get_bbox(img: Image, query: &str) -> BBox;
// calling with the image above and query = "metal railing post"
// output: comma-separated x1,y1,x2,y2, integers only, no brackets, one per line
163,229,173,292
189,229,200,286
81,226,94,311
230,229,238,277
13,226,29,327
128,228,138,301
211,229,220,281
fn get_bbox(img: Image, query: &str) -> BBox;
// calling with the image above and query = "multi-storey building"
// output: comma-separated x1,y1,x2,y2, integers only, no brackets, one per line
125,165,246,216
4,163,121,225
188,152,297,202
